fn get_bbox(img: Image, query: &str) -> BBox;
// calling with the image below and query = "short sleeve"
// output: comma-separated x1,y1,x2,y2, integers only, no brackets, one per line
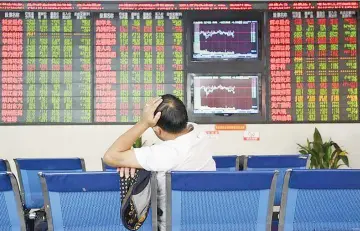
134,144,179,172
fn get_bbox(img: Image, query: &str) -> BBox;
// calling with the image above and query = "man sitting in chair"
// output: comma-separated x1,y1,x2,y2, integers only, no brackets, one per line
103,94,216,231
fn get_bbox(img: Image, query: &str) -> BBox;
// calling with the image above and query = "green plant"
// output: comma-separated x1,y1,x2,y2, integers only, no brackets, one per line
132,137,143,148
298,128,349,169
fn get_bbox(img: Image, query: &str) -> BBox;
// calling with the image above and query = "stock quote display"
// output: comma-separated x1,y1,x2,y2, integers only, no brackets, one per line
192,20,258,60
0,11,92,123
94,12,183,123
269,10,358,122
192,75,259,114
0,10,183,124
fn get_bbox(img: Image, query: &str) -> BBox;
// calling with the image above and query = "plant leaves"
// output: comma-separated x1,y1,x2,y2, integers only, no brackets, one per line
308,149,321,169
298,144,310,151
322,156,329,168
330,148,338,161
313,142,324,168
340,155,349,167
297,128,349,169
132,137,143,148
313,141,322,154
332,142,342,151
313,128,323,145
336,164,346,169
325,144,332,161
307,138,312,148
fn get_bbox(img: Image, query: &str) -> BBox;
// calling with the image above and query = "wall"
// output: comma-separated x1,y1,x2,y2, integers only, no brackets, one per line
0,124,358,172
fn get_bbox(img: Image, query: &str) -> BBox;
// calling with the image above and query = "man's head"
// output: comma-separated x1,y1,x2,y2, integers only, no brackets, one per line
152,94,188,140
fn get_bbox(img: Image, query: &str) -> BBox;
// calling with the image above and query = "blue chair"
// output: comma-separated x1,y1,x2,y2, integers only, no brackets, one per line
39,172,155,231
101,158,116,171
0,172,27,231
242,155,310,206
166,171,278,231
213,155,239,171
0,159,11,172
14,158,85,209
279,169,360,231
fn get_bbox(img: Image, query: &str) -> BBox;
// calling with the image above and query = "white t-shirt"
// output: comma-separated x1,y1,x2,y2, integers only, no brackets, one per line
134,123,216,231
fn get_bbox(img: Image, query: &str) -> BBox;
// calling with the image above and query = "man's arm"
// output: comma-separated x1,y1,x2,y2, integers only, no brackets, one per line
103,122,148,168
103,97,162,168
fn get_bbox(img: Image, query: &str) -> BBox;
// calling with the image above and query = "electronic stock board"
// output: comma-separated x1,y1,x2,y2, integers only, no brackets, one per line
0,1,359,124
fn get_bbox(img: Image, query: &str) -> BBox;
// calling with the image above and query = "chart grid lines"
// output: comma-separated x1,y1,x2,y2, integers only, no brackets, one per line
193,75,259,114
193,20,258,60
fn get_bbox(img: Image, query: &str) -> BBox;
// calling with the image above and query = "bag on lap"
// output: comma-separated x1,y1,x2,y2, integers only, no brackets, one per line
120,169,152,230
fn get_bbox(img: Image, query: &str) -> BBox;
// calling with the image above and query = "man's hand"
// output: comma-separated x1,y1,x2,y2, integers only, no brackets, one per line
103,98,162,171
117,167,137,178
140,97,163,127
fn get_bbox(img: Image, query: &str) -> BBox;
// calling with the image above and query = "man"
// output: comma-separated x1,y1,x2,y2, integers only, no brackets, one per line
103,94,216,231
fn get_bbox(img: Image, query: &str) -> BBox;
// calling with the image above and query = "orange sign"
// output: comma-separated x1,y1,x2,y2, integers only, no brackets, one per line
215,124,246,131
205,130,219,139
205,130,219,135
243,131,260,141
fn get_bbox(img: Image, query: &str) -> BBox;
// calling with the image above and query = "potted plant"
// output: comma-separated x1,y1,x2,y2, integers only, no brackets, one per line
298,128,349,169
133,137,143,148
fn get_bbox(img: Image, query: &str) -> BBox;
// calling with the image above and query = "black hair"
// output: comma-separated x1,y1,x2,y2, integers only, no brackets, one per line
154,94,188,134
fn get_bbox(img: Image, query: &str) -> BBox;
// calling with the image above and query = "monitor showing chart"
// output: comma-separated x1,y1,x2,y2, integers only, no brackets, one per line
192,20,258,60
192,74,259,114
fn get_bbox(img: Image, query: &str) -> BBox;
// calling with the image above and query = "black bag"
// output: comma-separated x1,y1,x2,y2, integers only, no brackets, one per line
33,209,48,231
120,169,152,230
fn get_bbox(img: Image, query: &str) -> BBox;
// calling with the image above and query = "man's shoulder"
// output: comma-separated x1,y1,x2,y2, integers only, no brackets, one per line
137,142,177,153
139,122,207,154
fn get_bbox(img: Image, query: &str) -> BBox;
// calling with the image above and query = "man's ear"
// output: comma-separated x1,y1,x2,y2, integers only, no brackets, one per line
152,126,161,135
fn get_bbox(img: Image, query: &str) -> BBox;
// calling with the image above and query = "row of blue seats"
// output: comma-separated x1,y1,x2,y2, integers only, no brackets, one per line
0,155,310,211
0,155,309,231
105,154,310,207
1,169,359,231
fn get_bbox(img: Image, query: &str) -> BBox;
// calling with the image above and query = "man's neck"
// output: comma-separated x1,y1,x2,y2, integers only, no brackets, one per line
165,124,193,140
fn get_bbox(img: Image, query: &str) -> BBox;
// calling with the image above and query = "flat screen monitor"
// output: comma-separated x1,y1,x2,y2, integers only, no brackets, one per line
192,20,259,60
190,74,260,114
